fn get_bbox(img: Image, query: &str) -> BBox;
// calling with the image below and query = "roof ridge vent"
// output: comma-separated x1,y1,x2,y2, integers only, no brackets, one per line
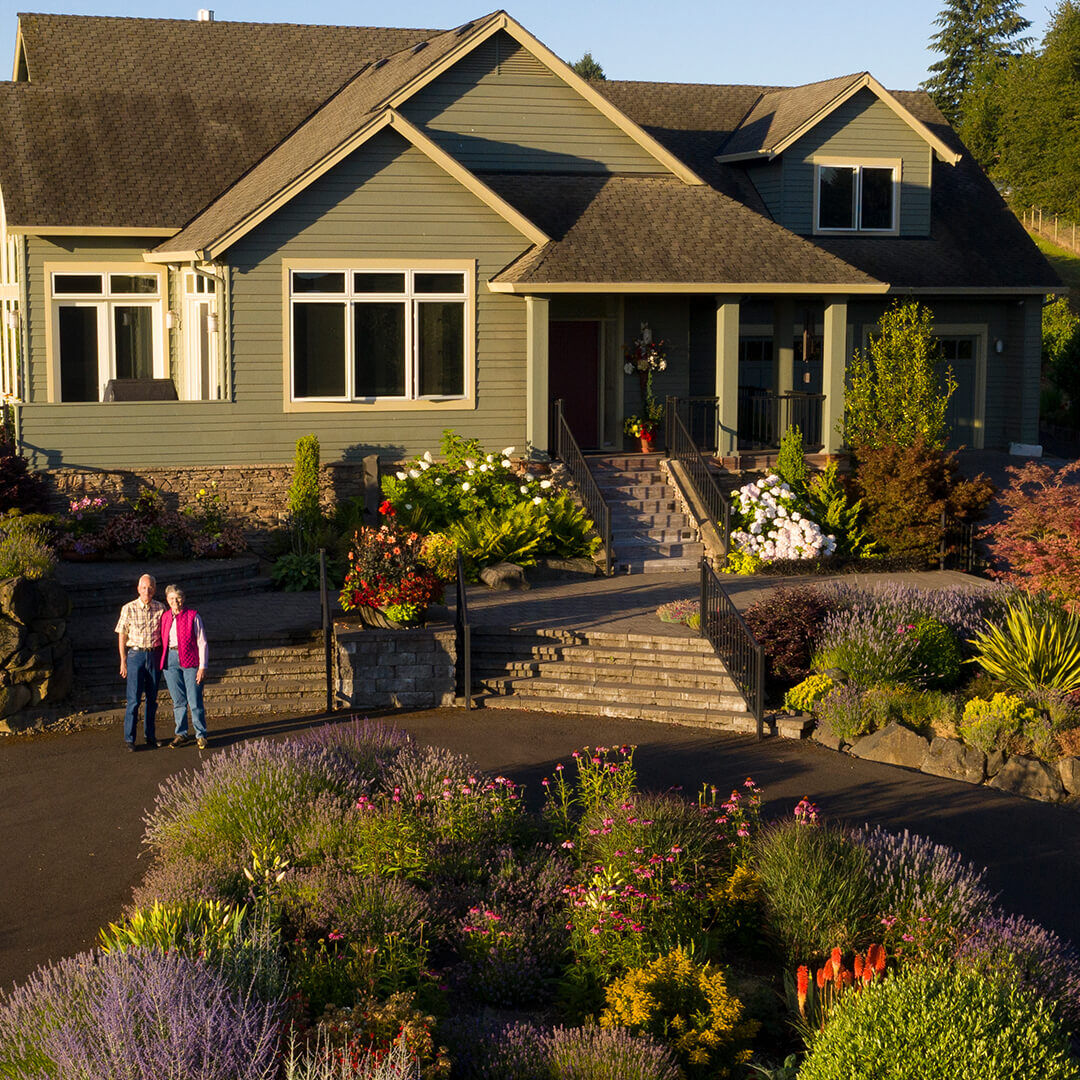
196,9,215,21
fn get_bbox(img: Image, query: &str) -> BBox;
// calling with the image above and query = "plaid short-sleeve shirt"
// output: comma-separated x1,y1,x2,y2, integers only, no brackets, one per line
114,598,165,649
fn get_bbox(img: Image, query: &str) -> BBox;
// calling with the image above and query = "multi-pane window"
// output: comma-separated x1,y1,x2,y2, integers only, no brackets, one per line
182,271,224,401
816,164,897,232
51,271,164,401
289,268,469,402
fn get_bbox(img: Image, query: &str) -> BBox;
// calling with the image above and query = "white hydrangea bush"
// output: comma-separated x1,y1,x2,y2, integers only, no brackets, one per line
730,474,836,561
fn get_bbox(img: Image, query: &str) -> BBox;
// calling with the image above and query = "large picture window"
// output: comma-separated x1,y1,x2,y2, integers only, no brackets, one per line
816,163,898,232
50,270,164,402
289,267,470,402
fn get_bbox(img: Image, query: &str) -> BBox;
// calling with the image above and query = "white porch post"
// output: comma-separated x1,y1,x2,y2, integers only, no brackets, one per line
525,295,549,455
773,297,795,396
715,297,740,455
821,298,848,453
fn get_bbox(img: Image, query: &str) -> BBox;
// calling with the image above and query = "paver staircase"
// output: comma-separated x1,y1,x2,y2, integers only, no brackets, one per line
472,626,756,733
589,454,704,574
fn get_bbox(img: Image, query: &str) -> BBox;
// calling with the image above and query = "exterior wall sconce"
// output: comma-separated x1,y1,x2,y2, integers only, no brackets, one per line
207,313,219,333
2,309,17,330
995,339,1005,354
165,311,177,330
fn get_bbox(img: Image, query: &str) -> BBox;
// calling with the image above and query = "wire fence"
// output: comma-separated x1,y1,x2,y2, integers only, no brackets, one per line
1019,206,1080,258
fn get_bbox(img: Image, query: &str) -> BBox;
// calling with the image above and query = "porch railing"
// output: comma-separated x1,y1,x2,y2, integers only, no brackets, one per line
665,397,731,553
678,392,825,452
700,558,765,739
454,550,472,708
552,398,613,576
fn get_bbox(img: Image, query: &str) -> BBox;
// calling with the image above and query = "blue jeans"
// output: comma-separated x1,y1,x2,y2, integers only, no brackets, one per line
124,648,160,744
162,649,207,738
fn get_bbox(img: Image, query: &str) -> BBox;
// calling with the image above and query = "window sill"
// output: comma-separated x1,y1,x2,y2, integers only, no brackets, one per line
283,397,475,413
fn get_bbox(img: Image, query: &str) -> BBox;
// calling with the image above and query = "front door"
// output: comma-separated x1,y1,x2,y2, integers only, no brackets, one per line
549,320,601,448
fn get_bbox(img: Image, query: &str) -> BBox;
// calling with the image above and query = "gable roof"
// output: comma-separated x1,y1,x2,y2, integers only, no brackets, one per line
715,72,962,165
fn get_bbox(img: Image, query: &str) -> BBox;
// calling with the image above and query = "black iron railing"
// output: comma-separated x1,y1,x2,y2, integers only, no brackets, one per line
700,559,765,739
552,398,613,576
454,550,472,709
677,392,825,452
940,513,978,572
666,397,731,554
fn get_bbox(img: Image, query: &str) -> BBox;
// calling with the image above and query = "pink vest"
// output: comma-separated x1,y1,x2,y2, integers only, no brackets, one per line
160,608,200,668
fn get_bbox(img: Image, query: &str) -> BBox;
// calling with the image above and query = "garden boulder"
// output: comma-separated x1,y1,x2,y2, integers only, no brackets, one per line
921,737,986,785
812,724,845,751
848,722,929,771
985,749,1006,779
480,562,530,591
1058,757,1080,797
988,756,1064,802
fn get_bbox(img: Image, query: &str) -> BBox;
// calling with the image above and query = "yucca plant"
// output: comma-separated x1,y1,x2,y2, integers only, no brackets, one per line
99,898,247,956
970,596,1080,693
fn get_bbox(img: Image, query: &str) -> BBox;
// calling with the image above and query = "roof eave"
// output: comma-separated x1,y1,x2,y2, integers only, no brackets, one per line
487,280,889,294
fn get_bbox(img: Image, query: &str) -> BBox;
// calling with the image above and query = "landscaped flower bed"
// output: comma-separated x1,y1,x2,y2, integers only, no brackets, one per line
2,723,1077,1078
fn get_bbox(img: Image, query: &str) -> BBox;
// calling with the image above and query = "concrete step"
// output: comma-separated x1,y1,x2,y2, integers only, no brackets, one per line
600,484,674,501
478,674,747,712
618,555,704,574
615,527,696,543
471,642,721,669
607,499,678,514
473,659,737,691
470,626,715,653
594,473,666,489
611,511,695,530
476,691,756,733
64,561,268,613
614,540,704,560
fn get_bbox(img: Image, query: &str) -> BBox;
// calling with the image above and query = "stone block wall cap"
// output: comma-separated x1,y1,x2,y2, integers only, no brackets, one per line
847,722,930,770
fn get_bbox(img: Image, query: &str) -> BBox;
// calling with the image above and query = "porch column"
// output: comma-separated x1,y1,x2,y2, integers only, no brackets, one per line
821,298,848,453
773,298,795,396
525,295,549,455
715,297,740,455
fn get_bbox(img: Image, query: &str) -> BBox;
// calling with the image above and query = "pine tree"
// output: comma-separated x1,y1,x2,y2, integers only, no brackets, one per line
571,51,606,81
922,0,1032,123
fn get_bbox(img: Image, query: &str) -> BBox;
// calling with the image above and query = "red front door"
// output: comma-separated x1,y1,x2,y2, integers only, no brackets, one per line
549,320,601,448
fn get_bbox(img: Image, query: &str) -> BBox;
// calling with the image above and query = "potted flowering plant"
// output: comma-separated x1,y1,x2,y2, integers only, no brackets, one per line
339,515,444,628
624,327,667,451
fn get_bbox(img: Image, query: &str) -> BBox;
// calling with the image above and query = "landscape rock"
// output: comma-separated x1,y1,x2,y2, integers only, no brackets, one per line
0,709,42,734
848,722,930,770
812,724,845,751
528,556,598,583
32,580,72,620
0,578,37,625
1058,757,1080,796
29,618,66,644
480,562,530,591
43,652,74,704
0,616,24,665
986,750,1006,779
988,756,1064,802
922,737,986,785
0,682,32,719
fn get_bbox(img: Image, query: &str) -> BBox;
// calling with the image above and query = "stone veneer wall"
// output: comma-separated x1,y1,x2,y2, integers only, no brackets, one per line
335,625,457,710
42,458,380,529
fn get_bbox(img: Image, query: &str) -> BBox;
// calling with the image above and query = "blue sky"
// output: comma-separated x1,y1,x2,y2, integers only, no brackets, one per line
1,0,1053,90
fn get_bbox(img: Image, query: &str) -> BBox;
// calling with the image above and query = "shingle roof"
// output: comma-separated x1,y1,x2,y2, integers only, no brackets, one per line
152,15,502,257
485,174,880,287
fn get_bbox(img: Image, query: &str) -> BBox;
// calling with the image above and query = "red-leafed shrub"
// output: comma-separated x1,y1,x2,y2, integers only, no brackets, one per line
743,585,838,683
983,459,1080,613
0,449,48,514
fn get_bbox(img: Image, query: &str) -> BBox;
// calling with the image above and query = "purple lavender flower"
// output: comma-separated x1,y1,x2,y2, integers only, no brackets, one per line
544,1025,681,1080
441,1018,549,1080
0,949,281,1080
293,715,411,784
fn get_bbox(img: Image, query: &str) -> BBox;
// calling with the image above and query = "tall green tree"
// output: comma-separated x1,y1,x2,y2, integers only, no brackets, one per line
571,51,606,80
922,0,1032,123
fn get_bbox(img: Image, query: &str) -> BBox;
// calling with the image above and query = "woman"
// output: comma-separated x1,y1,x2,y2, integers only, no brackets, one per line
160,585,210,749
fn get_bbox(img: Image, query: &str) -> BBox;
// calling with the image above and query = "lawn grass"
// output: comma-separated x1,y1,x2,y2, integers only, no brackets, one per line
1033,234,1080,311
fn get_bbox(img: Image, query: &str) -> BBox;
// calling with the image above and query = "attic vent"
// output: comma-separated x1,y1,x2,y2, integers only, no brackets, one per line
196,8,214,20
373,57,388,69
454,21,475,37
411,41,429,54
494,34,539,75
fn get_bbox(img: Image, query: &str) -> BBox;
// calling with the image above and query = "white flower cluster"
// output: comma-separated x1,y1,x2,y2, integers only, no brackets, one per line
730,474,836,562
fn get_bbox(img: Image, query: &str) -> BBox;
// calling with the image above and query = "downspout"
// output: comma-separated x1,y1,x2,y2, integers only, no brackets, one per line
14,233,27,452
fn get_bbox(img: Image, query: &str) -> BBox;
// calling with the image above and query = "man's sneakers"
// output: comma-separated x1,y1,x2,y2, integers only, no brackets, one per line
169,734,192,749
125,741,136,752
197,737,208,750
144,738,160,749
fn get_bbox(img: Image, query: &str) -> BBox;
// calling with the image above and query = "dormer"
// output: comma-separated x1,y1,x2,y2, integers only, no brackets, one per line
717,74,961,238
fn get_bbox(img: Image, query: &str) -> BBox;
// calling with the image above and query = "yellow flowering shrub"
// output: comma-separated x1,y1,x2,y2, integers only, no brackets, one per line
599,948,759,1077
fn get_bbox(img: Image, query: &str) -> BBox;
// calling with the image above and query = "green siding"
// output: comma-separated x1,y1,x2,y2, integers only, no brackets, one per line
781,88,933,236
401,30,669,176
20,128,534,468
748,160,784,221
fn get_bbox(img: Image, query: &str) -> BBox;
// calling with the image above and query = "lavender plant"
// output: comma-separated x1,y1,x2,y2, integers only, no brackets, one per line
545,1024,681,1080
812,606,929,688
852,826,995,961
0,949,281,1080
815,683,874,742
295,717,412,787
440,1019,549,1080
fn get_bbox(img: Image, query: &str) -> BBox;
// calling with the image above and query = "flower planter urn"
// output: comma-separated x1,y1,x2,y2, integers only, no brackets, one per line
355,605,424,630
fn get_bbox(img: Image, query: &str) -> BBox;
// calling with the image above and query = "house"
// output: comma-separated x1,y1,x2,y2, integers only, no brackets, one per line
0,9,1061,498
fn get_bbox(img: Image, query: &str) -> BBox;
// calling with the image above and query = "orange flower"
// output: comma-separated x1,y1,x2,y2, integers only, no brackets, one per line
830,947,843,979
797,965,809,1014
816,966,827,989
854,953,864,979
868,943,886,974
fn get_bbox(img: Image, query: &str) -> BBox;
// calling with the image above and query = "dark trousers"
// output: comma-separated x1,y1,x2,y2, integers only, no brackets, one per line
124,647,160,744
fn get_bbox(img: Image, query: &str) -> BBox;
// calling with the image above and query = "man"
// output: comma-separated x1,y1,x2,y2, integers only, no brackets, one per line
115,573,165,751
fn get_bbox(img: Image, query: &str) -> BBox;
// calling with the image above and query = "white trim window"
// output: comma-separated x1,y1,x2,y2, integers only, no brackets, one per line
51,270,165,401
182,271,224,400
289,267,470,402
815,163,898,232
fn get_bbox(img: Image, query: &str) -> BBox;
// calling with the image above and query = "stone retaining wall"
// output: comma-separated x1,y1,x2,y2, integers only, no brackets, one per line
806,718,1080,806
42,458,381,529
335,623,457,709
0,578,74,733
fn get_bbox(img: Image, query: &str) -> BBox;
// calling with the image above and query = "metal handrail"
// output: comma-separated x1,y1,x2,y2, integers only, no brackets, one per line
700,559,765,739
940,511,978,572
552,399,613,576
454,550,472,709
666,397,731,554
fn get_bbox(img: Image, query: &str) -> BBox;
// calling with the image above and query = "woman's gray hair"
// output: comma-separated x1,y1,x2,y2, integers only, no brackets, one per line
164,584,184,602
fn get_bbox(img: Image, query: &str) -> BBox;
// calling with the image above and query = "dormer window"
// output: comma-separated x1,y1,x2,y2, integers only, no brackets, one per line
815,161,899,233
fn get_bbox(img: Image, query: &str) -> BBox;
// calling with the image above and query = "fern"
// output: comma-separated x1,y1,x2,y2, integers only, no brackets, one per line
538,493,602,558
446,503,544,571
